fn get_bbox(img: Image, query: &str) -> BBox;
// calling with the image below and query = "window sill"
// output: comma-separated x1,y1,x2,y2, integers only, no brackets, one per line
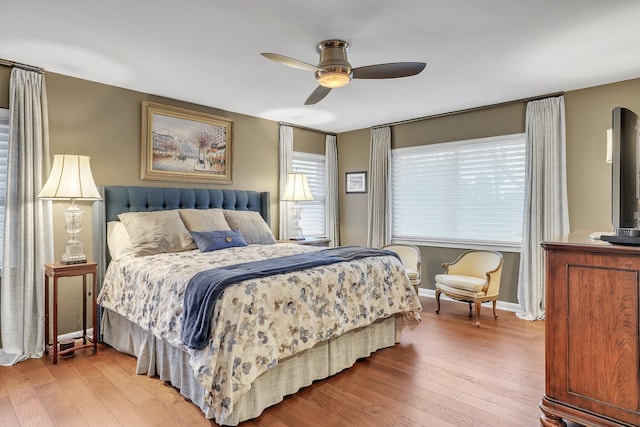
390,238,521,253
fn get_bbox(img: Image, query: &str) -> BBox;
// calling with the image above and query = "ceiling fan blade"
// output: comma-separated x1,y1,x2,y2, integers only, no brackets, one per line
261,53,320,72
352,62,426,79
304,86,332,105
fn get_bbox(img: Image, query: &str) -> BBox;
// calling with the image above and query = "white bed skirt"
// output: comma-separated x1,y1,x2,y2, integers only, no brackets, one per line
101,309,398,425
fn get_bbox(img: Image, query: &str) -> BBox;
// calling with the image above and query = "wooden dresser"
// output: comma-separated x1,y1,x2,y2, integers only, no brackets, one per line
540,235,640,426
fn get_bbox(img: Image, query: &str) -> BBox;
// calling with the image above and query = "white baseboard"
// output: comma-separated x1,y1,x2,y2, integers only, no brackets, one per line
419,288,522,313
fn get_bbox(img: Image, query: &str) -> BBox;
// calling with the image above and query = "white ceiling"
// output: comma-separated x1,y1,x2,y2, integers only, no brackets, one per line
3,1,640,133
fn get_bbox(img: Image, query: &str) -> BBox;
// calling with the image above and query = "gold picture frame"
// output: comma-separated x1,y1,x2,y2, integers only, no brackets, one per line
141,101,233,184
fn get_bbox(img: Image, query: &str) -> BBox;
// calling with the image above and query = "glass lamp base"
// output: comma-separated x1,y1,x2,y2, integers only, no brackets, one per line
61,236,87,265
60,201,87,264
289,205,305,240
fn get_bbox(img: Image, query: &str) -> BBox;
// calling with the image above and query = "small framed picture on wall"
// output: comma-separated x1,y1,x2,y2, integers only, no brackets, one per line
346,171,367,193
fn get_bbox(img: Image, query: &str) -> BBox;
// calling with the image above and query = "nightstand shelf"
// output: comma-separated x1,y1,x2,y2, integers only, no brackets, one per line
44,262,98,364
278,237,331,247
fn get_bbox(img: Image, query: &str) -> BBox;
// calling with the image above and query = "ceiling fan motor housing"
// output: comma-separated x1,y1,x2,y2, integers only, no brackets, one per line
315,39,352,88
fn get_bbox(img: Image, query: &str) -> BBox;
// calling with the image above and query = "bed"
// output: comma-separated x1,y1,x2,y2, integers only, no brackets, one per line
92,185,422,425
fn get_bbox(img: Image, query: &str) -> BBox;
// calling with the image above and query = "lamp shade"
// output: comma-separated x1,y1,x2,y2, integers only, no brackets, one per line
38,154,101,200
282,173,313,202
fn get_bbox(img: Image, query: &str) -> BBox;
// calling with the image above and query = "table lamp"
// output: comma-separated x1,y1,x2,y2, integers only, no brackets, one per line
281,173,313,240
37,154,101,264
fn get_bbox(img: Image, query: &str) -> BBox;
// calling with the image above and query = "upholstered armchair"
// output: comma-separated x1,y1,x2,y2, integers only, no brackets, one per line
383,244,421,295
435,250,503,327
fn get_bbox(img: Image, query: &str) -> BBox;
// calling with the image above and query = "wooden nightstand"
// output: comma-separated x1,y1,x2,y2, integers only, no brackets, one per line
278,237,331,247
44,262,98,364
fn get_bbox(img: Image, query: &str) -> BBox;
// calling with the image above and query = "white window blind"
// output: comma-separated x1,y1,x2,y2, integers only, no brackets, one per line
391,133,525,248
292,151,326,237
0,109,9,266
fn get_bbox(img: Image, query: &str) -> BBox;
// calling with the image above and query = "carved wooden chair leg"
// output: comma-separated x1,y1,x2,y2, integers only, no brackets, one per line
492,299,498,319
435,289,441,314
474,300,481,327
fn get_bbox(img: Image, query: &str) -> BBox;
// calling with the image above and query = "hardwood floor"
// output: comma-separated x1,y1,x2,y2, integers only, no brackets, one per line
0,297,550,426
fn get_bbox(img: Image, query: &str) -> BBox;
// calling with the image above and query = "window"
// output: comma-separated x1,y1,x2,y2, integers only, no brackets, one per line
0,109,9,266
292,151,326,237
391,133,525,250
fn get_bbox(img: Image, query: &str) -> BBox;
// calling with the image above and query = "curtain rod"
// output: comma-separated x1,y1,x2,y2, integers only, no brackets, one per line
371,91,565,129
279,122,337,136
0,58,44,73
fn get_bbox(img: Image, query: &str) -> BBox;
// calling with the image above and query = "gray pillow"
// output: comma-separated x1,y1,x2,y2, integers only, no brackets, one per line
222,210,277,245
118,209,196,256
179,208,231,232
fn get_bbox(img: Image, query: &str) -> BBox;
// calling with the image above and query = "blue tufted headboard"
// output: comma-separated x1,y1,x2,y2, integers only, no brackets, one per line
102,186,269,223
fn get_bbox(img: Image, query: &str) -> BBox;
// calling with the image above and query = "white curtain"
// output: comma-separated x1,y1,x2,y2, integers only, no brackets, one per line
0,68,53,365
367,127,391,248
278,125,293,240
325,134,339,247
517,96,569,321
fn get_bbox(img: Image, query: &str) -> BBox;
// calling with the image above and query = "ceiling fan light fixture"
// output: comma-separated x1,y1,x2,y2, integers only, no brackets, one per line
315,39,352,88
316,71,351,88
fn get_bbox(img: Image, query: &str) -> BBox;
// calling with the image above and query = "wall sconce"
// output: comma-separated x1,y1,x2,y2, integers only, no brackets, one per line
606,127,613,164
281,173,313,240
37,154,101,264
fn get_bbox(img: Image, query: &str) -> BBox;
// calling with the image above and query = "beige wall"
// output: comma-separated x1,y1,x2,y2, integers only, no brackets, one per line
391,102,526,147
395,103,526,304
1,70,327,335
1,69,282,334
293,127,326,155
45,73,280,198
45,73,281,260
337,128,370,246
2,62,640,331
564,79,640,232
0,67,9,108
49,73,282,334
337,103,527,303
337,78,640,304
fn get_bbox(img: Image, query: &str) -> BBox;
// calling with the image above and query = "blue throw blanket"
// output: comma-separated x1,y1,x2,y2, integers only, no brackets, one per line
181,246,399,350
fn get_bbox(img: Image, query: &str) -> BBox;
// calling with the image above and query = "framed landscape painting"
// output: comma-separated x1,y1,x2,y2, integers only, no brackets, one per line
141,101,233,184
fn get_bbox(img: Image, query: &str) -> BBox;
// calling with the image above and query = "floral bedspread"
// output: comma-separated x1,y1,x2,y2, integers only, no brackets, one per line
98,243,422,423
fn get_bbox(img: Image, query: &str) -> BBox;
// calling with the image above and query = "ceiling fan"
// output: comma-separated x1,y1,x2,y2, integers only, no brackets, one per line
261,39,426,105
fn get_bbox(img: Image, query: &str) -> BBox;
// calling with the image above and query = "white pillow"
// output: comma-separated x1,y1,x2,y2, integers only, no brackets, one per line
223,210,276,245
106,221,134,261
118,209,196,256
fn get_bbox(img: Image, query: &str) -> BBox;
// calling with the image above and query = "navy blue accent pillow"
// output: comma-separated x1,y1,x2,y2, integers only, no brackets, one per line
190,229,248,252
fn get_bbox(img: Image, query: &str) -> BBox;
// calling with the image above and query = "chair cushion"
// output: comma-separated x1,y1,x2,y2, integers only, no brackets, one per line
436,282,488,299
405,268,420,282
435,274,486,292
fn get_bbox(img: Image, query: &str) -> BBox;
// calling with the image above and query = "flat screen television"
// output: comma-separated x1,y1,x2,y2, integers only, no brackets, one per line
601,107,640,245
